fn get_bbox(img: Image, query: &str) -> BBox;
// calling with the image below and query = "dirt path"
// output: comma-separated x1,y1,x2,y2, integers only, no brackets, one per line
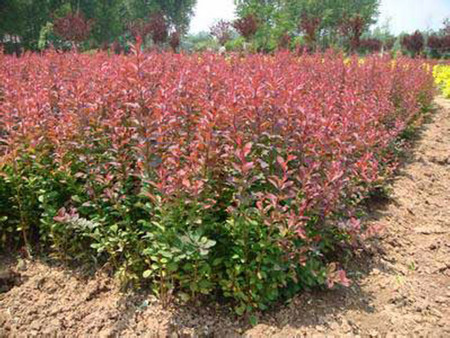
1,98,449,337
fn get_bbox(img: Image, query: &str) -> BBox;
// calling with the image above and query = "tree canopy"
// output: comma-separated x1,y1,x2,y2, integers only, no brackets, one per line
0,0,197,51
233,0,380,51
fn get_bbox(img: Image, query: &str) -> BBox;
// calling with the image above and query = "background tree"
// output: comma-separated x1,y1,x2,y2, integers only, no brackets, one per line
339,15,366,52
169,30,181,52
157,0,197,33
427,19,450,58
277,31,291,50
367,21,397,52
401,30,424,57
91,0,124,46
182,31,219,52
0,0,66,50
0,0,197,52
147,12,168,45
281,0,379,49
233,14,259,41
210,20,233,46
298,13,321,51
122,0,196,33
233,0,380,52
234,0,276,51
359,38,382,54
53,12,93,46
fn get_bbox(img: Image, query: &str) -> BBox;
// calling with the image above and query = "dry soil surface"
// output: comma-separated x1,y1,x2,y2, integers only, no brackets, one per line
1,98,449,337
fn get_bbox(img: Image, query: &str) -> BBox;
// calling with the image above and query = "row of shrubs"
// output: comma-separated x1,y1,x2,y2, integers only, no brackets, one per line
0,46,435,315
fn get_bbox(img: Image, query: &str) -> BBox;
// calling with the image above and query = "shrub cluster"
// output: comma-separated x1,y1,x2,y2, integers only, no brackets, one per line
434,64,450,98
0,46,434,314
401,31,425,57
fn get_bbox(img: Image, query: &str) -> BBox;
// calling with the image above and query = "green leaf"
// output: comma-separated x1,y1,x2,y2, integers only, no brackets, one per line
167,262,178,272
143,270,152,278
249,315,258,326
199,279,212,290
203,239,216,248
161,251,174,258
179,292,190,302
212,258,223,266
72,195,82,203
235,304,246,316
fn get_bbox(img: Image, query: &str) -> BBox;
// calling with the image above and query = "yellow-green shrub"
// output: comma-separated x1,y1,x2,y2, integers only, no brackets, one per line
434,65,450,98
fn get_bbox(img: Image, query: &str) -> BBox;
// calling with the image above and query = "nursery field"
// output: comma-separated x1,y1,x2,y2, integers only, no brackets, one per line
0,97,449,336
0,47,449,335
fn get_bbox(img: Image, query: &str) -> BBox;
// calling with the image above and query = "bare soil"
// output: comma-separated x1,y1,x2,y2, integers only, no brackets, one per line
1,98,449,337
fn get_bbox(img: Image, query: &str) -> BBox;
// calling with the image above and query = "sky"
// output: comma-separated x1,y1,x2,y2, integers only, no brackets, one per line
378,0,450,34
189,0,450,34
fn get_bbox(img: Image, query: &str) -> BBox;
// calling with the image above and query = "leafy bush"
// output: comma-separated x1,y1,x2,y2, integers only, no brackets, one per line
359,38,382,54
225,36,247,52
434,64,450,98
233,14,259,41
53,12,93,45
210,20,233,46
0,46,435,314
339,15,366,52
298,14,321,50
401,31,425,57
169,31,181,52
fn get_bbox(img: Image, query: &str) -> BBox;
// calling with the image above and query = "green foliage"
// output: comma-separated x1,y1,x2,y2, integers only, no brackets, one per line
225,36,246,51
233,0,380,52
183,32,220,52
0,0,198,51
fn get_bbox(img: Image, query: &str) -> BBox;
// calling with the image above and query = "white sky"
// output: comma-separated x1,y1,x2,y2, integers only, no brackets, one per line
189,0,236,33
378,0,450,34
189,0,450,34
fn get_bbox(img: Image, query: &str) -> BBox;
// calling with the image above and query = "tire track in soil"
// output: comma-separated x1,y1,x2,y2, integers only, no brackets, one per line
1,97,449,337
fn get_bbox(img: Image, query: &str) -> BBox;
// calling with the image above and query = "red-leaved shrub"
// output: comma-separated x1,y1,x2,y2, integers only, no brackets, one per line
401,30,425,57
428,34,450,54
210,20,233,46
299,14,321,49
0,46,435,314
233,14,259,40
169,31,181,52
53,12,93,44
340,15,366,52
147,12,168,45
127,13,168,46
277,32,292,50
359,38,382,53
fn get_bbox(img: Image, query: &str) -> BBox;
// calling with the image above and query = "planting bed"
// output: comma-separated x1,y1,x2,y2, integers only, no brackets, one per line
0,46,439,325
0,97,448,336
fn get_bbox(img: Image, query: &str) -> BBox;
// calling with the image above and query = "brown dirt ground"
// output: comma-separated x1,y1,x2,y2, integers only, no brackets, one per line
1,97,449,337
